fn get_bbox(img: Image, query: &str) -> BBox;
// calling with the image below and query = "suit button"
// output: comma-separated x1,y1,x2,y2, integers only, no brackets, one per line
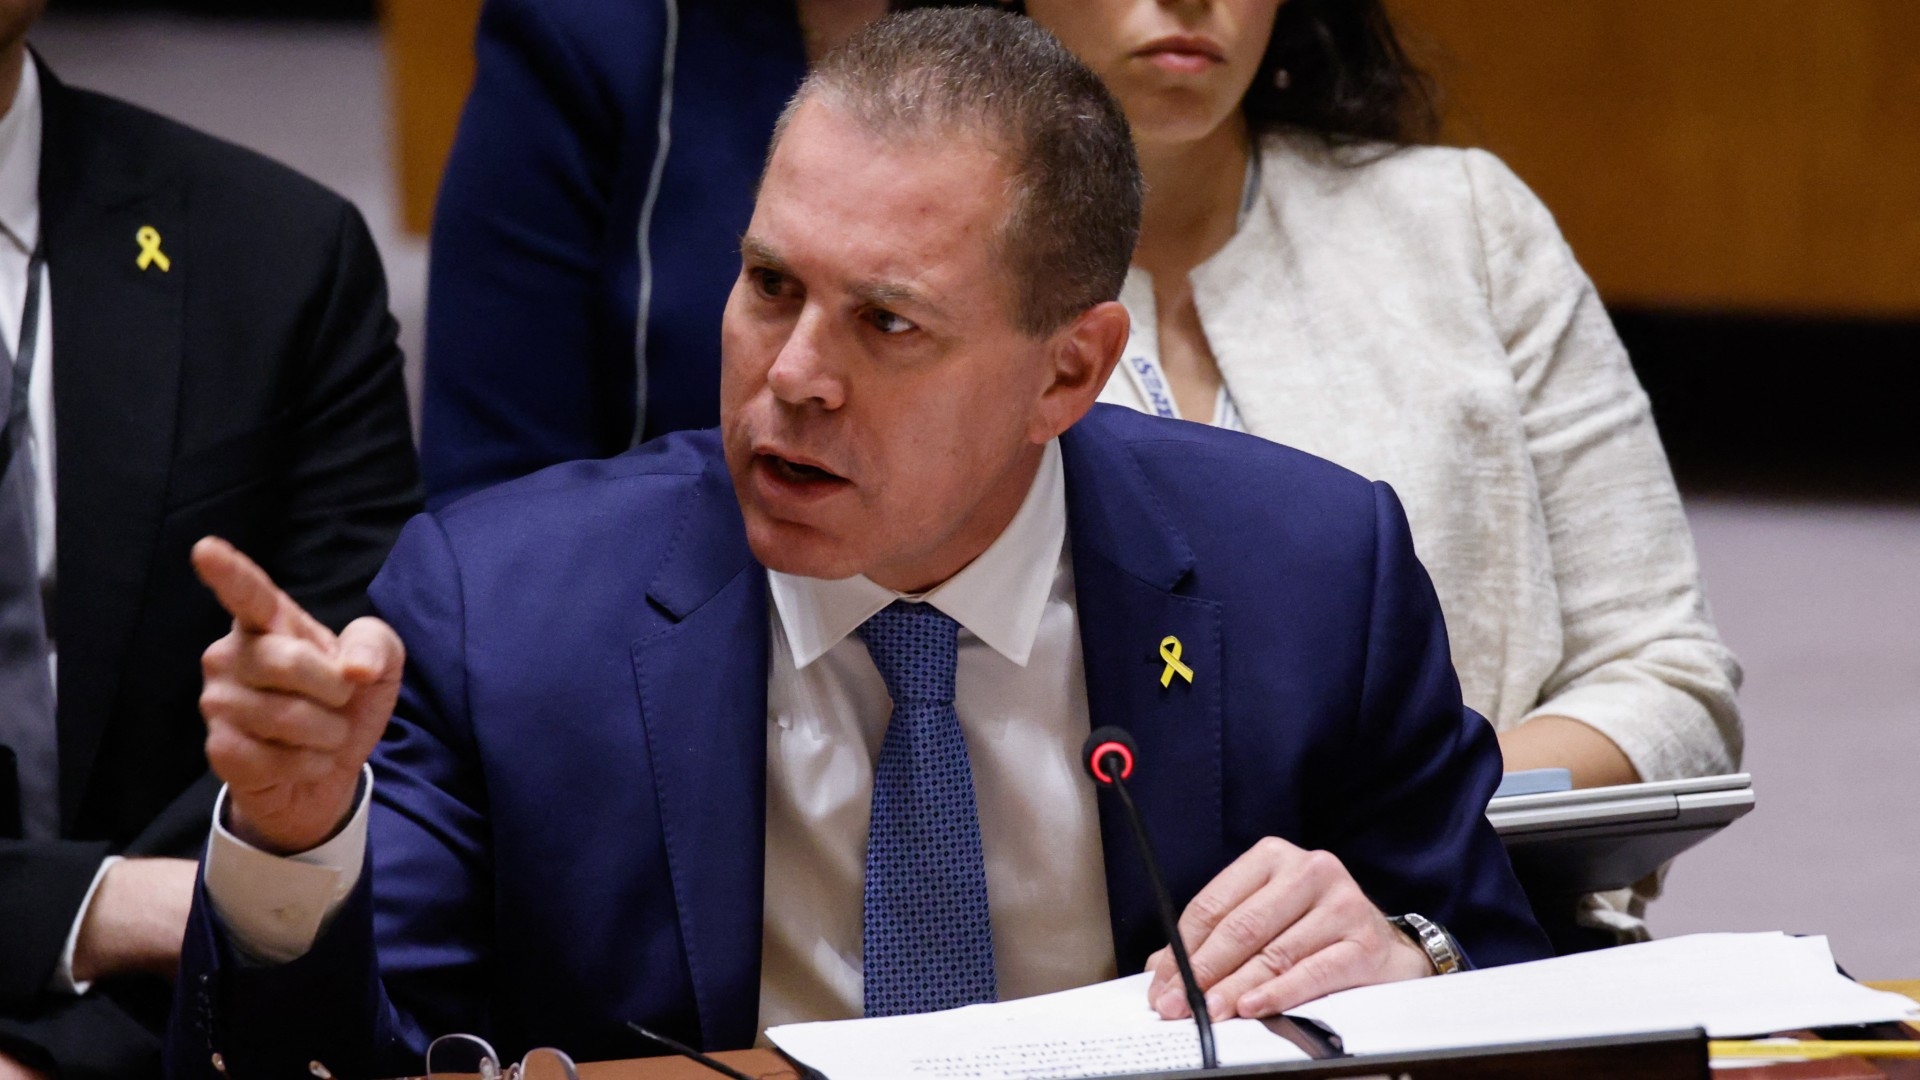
210,1052,228,1073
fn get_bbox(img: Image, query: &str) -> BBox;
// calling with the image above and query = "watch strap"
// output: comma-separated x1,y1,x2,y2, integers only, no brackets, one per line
1389,912,1464,975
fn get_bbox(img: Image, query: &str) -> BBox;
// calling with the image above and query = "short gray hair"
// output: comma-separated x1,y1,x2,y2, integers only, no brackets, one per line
770,8,1142,337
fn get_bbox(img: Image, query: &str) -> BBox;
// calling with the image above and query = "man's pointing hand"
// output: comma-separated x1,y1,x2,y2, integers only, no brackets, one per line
193,536,403,855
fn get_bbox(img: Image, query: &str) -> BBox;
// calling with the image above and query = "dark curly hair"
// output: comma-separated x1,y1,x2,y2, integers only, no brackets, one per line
892,0,1438,146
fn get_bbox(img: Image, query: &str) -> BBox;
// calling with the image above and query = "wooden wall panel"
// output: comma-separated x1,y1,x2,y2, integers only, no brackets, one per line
381,2,1920,314
1391,0,1920,316
382,0,483,235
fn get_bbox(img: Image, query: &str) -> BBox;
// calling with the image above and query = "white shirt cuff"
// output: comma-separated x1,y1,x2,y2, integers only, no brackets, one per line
203,766,372,965
49,855,122,995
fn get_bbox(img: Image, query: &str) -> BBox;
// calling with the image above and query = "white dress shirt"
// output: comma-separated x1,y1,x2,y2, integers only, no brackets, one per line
759,437,1114,1025
1,58,103,996
204,439,1120,1027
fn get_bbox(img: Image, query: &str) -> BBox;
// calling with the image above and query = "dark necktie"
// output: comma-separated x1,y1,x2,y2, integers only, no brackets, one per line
0,246,56,840
858,600,997,1017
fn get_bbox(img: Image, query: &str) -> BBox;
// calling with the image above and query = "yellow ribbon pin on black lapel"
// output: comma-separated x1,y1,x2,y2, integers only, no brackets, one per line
135,225,171,272
1158,635,1195,688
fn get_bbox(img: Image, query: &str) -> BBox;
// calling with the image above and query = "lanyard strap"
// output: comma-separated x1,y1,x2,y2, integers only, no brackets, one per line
1237,144,1261,229
7,244,46,437
1120,348,1180,420
0,245,46,484
1118,345,1246,431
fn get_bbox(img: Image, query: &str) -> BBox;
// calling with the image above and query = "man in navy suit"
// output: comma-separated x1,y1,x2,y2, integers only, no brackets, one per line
171,10,1548,1077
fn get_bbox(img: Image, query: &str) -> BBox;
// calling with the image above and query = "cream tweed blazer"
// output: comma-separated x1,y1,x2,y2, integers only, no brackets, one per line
1100,136,1742,789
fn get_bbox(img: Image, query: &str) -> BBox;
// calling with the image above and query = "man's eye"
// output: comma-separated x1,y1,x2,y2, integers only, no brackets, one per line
867,309,915,335
751,268,785,297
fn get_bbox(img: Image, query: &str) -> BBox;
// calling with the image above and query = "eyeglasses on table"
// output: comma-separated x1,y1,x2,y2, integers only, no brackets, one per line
423,1032,580,1080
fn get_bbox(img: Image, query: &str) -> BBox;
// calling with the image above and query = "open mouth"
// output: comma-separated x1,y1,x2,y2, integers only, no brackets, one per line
761,454,848,486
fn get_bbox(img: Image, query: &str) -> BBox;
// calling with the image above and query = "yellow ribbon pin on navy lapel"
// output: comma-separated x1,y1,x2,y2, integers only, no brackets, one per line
1158,635,1194,688
135,225,171,272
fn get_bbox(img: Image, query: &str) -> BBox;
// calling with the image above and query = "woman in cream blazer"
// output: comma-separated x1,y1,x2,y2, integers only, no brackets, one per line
1021,0,1742,941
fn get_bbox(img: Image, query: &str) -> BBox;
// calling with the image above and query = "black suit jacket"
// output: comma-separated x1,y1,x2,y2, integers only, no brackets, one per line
0,59,421,1079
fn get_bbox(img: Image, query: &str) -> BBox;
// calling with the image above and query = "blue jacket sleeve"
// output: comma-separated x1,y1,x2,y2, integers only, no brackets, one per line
419,0,662,509
1328,483,1552,969
167,514,493,1080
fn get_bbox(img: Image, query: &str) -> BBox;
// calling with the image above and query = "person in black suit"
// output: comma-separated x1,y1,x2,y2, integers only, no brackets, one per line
0,5,422,1076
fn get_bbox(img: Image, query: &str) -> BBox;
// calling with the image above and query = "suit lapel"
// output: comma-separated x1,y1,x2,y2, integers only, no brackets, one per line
632,457,769,1050
1061,420,1226,974
37,62,188,828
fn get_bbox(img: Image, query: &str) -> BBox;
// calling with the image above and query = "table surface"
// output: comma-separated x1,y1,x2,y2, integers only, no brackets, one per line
573,1050,795,1079
421,981,1920,1080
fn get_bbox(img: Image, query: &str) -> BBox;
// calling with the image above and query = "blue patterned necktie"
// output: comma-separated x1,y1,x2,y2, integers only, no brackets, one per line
858,600,997,1017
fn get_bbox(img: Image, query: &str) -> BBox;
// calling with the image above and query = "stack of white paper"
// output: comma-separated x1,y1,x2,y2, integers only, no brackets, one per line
765,933,1919,1080
1289,932,1918,1056
766,974,1306,1080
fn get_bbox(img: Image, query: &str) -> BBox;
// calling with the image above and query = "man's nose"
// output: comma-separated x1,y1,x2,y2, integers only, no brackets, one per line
765,304,848,410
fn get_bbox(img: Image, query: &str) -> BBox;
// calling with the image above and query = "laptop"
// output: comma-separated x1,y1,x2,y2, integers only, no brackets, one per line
1488,774,1754,894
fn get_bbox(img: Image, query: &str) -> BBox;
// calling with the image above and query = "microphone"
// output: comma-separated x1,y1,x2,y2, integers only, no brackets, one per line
1082,726,1219,1070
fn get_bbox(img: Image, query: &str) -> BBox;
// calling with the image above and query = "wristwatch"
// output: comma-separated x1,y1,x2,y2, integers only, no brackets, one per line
1388,913,1465,975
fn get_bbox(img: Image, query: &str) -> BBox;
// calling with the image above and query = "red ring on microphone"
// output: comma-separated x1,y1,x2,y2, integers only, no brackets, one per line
1089,741,1135,785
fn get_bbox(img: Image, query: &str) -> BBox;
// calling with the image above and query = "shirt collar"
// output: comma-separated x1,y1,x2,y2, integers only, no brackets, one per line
768,438,1067,669
0,58,42,256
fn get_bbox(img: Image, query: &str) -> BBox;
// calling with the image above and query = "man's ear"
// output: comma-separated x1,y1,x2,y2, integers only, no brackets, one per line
1031,300,1130,443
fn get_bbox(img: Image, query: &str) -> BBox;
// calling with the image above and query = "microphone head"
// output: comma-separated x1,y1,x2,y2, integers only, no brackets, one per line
1082,726,1138,786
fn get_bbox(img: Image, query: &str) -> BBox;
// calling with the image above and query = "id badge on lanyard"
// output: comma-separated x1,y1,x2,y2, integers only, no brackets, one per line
1119,341,1246,431
1117,151,1260,428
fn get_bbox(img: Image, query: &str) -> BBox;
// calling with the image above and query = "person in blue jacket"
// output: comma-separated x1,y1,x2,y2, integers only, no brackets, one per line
419,0,888,508
172,12,1546,1077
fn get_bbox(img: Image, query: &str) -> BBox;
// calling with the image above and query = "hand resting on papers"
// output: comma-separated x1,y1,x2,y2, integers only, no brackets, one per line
192,536,404,855
1145,837,1433,1022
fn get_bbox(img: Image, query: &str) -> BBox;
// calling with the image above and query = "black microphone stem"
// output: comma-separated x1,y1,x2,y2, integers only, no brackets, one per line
1109,768,1219,1070
626,1021,759,1080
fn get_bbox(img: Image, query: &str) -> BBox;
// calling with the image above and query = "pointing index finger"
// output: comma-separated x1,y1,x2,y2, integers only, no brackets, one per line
191,536,331,644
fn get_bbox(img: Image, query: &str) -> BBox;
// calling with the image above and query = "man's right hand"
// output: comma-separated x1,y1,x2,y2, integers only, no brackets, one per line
193,536,405,855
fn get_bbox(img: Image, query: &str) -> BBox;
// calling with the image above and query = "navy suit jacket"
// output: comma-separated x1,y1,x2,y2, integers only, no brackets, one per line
170,407,1548,1077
